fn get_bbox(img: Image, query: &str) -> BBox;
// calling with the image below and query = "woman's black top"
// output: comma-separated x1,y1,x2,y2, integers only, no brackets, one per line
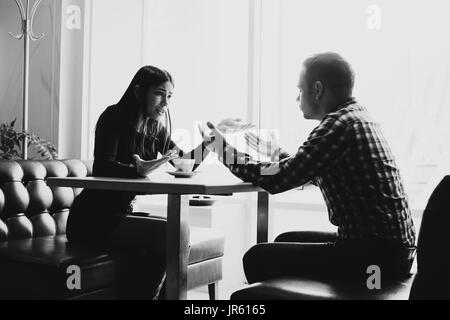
66,104,177,244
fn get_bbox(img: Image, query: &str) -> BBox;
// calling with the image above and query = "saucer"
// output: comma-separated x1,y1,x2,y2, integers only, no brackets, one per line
166,171,199,178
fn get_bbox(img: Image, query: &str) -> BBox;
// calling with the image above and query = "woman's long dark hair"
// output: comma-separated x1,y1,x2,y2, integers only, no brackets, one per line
117,66,174,157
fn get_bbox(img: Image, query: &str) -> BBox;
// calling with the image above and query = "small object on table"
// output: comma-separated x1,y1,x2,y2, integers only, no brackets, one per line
167,170,199,178
189,195,216,206
171,158,195,173
216,118,255,133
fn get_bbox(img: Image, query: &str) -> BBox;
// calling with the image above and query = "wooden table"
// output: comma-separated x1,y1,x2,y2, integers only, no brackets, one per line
47,170,269,300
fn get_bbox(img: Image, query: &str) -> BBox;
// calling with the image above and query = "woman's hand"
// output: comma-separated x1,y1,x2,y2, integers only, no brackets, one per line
133,150,178,177
244,131,280,160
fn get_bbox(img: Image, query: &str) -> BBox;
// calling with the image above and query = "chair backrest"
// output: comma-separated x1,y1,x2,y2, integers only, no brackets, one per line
0,159,93,242
409,175,450,299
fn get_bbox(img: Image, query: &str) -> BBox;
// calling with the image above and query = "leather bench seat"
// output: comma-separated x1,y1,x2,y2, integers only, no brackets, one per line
1,158,225,299
0,227,224,299
230,275,415,300
0,235,119,299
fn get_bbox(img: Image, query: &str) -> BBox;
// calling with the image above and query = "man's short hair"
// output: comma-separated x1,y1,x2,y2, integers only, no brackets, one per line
303,52,354,98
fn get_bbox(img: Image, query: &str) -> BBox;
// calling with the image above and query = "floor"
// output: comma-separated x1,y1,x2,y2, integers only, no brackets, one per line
187,285,246,300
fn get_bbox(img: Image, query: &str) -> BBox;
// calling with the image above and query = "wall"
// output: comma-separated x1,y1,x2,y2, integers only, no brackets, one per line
58,0,86,159
0,0,60,152
84,0,146,159
58,0,88,159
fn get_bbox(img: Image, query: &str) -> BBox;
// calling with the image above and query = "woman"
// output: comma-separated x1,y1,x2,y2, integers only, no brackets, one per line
66,66,209,299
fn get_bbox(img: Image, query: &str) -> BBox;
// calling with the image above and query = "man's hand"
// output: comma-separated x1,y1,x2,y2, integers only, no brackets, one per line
206,121,229,153
199,122,252,165
198,123,214,148
198,122,228,153
133,150,178,177
216,118,255,133
244,131,280,160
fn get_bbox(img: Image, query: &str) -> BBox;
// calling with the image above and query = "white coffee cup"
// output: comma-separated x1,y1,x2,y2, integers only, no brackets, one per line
172,158,195,173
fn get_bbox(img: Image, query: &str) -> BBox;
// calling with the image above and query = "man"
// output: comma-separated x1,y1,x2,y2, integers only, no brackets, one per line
203,52,416,284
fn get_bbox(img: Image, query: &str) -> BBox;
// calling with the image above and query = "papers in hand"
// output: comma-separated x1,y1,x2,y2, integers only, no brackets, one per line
216,118,255,133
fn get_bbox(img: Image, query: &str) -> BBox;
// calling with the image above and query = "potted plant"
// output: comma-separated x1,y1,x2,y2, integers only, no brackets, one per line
0,119,58,160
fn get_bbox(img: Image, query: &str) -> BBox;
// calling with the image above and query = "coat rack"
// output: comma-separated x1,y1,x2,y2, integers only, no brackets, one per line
8,0,44,159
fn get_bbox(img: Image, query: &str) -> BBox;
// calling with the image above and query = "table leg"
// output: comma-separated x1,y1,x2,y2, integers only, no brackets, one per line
257,191,269,243
166,194,190,300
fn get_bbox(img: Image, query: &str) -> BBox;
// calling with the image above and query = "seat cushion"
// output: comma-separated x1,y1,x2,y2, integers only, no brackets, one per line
0,235,121,299
230,275,415,300
0,227,224,299
189,227,224,264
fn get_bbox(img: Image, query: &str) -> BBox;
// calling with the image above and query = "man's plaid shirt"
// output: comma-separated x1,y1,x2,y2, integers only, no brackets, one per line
220,99,416,247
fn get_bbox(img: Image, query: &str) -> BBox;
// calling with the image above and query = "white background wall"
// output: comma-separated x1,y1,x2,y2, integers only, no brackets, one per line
58,0,87,159
144,0,249,152
84,0,146,159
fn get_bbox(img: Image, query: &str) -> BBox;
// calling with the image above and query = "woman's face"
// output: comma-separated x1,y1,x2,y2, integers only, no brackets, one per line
142,81,174,120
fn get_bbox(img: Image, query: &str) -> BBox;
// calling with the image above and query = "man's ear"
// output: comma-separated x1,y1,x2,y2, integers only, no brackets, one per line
313,81,323,100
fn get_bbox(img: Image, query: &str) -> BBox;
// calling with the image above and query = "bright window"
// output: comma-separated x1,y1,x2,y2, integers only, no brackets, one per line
144,0,249,153
139,0,450,210
257,0,450,208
